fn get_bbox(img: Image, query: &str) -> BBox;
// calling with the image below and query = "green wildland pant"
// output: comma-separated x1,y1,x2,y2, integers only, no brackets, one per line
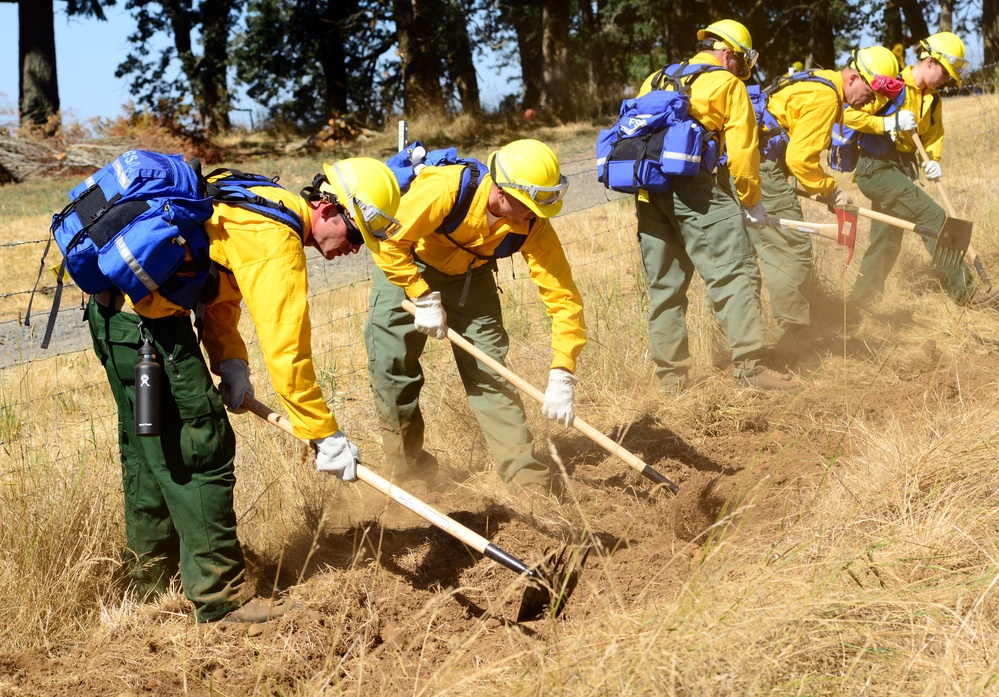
851,154,973,306
88,297,250,622
636,167,767,386
748,158,812,338
364,263,549,489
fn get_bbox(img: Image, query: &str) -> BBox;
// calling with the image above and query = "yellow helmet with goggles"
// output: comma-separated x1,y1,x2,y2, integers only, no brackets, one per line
850,45,900,83
696,19,758,80
488,139,569,219
919,32,968,85
301,158,401,254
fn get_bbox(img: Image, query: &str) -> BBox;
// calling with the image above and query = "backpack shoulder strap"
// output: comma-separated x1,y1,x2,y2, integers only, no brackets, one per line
438,160,486,234
764,69,838,97
651,60,723,93
204,168,305,240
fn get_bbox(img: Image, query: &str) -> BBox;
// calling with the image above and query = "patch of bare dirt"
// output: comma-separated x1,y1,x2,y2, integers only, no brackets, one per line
4,312,997,696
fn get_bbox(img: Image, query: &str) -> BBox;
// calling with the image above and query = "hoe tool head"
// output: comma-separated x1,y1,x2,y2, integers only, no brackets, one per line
835,205,859,273
517,544,591,622
932,216,972,270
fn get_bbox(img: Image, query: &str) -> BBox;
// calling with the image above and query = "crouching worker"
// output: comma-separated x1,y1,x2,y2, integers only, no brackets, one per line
364,139,586,497
81,154,400,623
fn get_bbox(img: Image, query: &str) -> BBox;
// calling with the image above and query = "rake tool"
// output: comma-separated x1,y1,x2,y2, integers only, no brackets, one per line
795,188,970,270
911,132,992,287
401,299,680,494
243,394,587,622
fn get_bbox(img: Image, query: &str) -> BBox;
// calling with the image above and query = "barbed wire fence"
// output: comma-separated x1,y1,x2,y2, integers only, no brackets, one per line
3,92,999,461
0,157,639,464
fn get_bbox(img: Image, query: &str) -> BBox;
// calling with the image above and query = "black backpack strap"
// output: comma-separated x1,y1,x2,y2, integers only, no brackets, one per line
39,260,67,350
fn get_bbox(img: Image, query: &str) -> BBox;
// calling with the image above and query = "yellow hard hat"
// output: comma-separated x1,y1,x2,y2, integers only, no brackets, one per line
919,32,968,85
697,19,758,79
319,158,401,254
851,45,900,82
487,139,568,219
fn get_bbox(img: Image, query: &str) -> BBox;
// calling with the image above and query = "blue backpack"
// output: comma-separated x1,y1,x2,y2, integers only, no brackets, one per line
749,70,839,162
596,61,725,194
829,86,908,172
31,150,304,347
385,141,527,259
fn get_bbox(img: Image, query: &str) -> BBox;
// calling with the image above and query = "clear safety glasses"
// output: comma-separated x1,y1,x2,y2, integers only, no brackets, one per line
491,160,569,207
330,163,402,241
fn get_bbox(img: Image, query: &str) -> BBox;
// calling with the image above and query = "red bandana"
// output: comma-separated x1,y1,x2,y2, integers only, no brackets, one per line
871,74,904,99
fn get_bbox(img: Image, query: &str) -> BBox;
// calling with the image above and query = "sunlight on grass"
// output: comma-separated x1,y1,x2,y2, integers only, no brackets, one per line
3,94,999,693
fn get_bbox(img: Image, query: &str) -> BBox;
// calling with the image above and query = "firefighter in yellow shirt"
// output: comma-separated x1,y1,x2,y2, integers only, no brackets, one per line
635,19,796,392
750,45,900,355
364,139,585,496
87,157,400,624
844,33,996,308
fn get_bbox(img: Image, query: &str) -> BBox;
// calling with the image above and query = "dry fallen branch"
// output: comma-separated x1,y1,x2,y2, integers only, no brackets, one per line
0,138,127,183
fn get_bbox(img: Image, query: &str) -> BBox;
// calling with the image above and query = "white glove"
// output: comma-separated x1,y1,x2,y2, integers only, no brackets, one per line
313,431,359,481
740,201,767,230
922,160,942,180
832,188,854,207
819,188,853,213
884,110,917,138
413,291,447,339
541,369,578,428
217,358,254,413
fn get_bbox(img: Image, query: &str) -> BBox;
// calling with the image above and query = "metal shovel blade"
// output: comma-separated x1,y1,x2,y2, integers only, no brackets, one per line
932,216,972,270
517,544,591,622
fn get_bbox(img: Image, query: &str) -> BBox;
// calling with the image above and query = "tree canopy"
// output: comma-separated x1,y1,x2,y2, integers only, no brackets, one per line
6,0,996,135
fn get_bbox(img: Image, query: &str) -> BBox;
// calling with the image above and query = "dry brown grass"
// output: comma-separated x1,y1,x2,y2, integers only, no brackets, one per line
3,96,999,694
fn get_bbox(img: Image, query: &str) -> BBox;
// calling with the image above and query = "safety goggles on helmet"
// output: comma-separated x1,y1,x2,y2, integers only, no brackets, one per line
490,159,569,207
301,173,385,245
924,44,969,78
329,163,402,241
701,37,758,77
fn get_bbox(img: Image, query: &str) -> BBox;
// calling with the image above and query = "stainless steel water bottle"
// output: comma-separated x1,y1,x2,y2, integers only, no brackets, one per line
135,337,162,436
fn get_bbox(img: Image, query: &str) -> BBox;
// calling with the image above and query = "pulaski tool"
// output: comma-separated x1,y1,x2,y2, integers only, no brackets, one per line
243,395,586,622
400,299,680,494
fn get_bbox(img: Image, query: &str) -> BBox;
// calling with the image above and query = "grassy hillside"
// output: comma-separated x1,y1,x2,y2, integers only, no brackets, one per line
1,96,999,695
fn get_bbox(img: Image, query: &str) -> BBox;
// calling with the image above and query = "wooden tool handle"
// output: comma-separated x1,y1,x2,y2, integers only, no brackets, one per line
402,299,678,492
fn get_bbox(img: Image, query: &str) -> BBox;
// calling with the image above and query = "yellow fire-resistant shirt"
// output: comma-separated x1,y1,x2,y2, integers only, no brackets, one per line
373,165,587,373
843,65,945,161
764,69,845,196
127,185,337,441
639,52,762,207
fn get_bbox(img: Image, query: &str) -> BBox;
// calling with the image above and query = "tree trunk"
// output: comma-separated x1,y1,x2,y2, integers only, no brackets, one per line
540,0,571,121
318,0,349,116
441,0,480,114
985,0,999,66
200,0,233,133
883,0,903,47
502,0,542,110
807,0,836,70
938,0,953,32
392,0,447,117
18,0,60,130
161,0,232,133
579,0,609,115
900,0,930,41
